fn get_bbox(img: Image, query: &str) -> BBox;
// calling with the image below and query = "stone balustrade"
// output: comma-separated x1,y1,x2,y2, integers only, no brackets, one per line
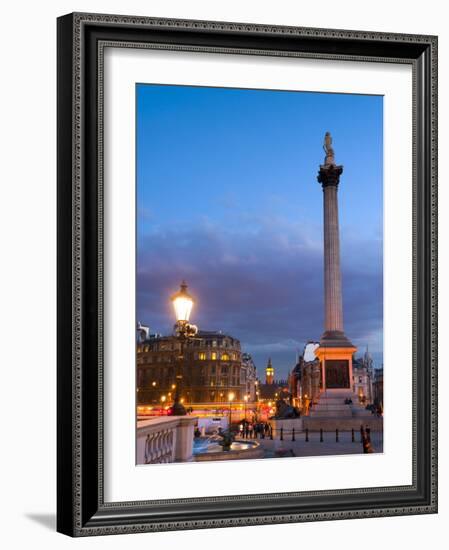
137,416,197,465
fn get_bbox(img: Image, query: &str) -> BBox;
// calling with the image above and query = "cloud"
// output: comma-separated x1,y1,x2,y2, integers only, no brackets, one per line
137,217,383,376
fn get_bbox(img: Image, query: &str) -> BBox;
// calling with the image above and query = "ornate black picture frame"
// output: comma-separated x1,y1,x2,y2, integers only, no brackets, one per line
57,12,438,536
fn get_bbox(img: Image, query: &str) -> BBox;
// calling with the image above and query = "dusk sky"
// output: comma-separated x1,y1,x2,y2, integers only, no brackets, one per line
136,84,383,379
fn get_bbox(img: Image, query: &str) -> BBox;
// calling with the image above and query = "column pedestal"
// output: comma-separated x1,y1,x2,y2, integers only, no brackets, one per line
315,344,357,393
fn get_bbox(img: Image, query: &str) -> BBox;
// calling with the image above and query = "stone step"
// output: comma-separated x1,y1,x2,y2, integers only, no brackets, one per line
309,410,353,417
311,403,353,409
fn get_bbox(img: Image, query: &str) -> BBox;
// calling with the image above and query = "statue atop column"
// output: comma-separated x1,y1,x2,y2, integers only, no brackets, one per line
323,131,336,166
318,131,342,187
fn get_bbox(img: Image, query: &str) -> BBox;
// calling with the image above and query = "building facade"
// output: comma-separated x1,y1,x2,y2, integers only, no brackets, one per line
373,366,384,410
352,349,374,404
137,329,256,405
241,352,257,401
292,343,322,412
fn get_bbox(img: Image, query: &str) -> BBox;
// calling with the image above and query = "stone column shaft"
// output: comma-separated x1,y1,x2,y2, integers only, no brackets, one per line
323,185,344,333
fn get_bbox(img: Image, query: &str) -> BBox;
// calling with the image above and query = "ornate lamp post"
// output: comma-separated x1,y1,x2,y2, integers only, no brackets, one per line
228,392,235,431
170,281,198,415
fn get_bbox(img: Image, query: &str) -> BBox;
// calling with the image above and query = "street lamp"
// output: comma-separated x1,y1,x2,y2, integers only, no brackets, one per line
228,392,235,431
170,281,198,415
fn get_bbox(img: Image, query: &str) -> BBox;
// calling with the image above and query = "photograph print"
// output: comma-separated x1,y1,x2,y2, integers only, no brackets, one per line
135,84,384,465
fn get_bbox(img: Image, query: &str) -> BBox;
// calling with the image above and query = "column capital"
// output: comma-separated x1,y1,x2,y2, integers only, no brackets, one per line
317,164,343,188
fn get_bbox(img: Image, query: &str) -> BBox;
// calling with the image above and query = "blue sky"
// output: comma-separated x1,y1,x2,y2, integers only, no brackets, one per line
136,84,383,378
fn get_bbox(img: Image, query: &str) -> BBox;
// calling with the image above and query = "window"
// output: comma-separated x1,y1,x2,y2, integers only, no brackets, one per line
211,352,217,360
199,352,206,360
221,353,230,361
212,340,217,348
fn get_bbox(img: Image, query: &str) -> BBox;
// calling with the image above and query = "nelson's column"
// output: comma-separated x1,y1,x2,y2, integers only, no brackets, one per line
315,132,357,393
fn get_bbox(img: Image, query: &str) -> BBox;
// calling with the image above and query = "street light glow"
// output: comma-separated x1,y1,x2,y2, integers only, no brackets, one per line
171,281,194,322
228,392,235,401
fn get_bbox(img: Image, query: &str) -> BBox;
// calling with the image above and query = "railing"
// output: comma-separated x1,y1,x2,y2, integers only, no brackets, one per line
237,425,379,453
137,416,197,465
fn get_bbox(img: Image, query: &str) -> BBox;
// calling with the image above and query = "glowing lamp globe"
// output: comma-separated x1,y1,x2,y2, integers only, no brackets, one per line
171,281,194,323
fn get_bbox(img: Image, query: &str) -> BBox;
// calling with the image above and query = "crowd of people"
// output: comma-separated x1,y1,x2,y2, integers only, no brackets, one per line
237,420,271,439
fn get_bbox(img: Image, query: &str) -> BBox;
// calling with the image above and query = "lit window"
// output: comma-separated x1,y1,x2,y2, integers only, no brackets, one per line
211,352,217,360
199,352,206,360
221,353,230,361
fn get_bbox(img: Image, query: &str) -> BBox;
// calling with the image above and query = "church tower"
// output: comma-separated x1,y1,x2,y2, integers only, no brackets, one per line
265,358,274,385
